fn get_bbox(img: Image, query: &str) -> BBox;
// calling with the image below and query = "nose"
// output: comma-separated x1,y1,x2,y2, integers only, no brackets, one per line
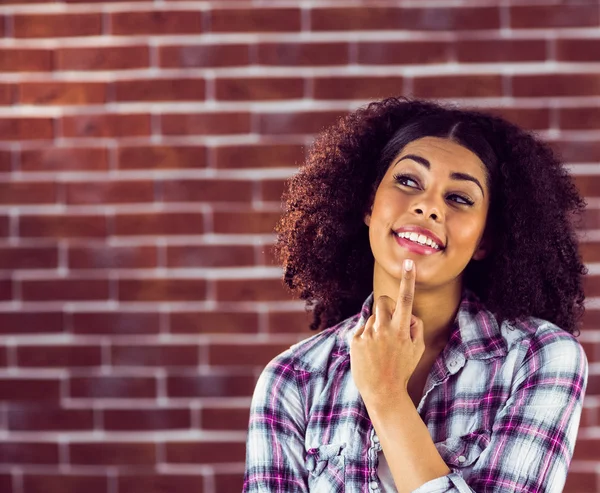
413,196,443,222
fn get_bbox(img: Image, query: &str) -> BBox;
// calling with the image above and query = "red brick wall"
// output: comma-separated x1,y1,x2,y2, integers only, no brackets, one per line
0,1,598,492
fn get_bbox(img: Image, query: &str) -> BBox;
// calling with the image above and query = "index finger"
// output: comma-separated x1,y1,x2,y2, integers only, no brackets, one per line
392,258,415,332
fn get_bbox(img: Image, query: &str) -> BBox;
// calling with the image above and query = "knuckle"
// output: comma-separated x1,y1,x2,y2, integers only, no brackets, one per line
400,293,414,304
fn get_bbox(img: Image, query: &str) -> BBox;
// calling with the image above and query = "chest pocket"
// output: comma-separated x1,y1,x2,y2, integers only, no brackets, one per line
436,430,491,470
305,442,346,492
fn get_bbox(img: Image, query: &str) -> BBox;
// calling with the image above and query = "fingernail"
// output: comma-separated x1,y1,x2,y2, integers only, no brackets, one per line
404,259,413,271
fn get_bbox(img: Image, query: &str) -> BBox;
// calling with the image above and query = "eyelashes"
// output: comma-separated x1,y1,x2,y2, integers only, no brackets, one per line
392,173,475,206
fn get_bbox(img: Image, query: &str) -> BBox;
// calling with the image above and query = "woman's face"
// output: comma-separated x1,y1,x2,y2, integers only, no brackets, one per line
365,136,491,291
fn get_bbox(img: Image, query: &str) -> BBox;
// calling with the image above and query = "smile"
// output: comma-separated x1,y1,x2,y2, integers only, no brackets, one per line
393,232,443,255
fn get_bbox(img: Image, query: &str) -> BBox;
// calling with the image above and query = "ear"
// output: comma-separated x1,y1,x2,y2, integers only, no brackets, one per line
364,211,371,227
472,237,489,261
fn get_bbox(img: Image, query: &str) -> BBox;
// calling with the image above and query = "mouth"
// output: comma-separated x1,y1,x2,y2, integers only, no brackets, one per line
393,231,445,255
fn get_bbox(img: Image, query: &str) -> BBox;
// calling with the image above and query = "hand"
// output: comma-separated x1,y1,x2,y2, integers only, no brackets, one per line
350,259,426,406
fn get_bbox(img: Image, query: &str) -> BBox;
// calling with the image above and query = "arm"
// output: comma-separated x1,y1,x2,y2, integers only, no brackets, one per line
375,332,588,493
243,354,309,493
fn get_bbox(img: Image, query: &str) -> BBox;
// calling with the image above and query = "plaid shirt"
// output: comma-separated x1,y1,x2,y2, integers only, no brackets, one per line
243,288,588,492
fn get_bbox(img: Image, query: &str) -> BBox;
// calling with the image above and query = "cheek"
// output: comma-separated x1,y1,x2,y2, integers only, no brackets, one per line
448,215,485,248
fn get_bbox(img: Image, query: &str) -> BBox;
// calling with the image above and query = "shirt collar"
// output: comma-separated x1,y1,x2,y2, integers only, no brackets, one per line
337,286,507,361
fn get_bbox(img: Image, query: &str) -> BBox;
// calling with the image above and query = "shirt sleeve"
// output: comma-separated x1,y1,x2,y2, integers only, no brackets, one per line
242,353,309,493
412,330,589,493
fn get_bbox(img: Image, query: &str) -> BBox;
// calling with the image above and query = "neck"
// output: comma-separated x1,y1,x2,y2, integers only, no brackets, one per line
372,276,462,352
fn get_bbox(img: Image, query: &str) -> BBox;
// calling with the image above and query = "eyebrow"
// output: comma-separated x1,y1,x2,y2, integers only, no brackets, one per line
395,154,485,198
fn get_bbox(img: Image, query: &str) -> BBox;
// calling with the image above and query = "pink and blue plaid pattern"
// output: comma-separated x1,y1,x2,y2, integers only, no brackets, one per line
243,288,588,492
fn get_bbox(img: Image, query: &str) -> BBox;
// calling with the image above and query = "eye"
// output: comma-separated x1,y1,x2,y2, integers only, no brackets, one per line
448,194,475,206
393,173,419,188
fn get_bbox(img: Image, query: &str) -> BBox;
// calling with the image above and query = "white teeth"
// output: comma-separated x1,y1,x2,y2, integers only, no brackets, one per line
396,231,441,250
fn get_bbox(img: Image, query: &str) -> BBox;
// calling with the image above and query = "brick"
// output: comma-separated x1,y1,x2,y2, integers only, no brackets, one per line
583,208,600,230
457,39,546,63
118,145,207,170
559,107,600,130
104,408,191,431
161,112,251,135
311,6,500,31
0,216,9,238
111,10,203,35
0,84,14,105
0,279,12,301
21,147,108,172
513,74,600,98
215,474,244,493
268,311,313,334
17,344,101,367
19,82,107,105
0,151,11,171
160,44,249,68
201,406,249,431
413,75,503,98
573,438,600,460
114,212,205,236
215,278,291,302
14,13,102,38
314,76,404,100
166,245,255,268
162,178,253,202
584,275,600,298
167,374,254,397
165,440,245,464
212,210,280,234
19,214,108,238
0,312,63,335
118,278,207,302
65,180,154,204
62,113,151,138
574,176,600,198
357,41,450,65
21,279,109,301
216,77,303,101
582,308,599,331
118,474,204,493
69,376,157,399
510,4,599,29
169,311,259,334
258,42,348,65
23,474,108,493
115,78,205,102
214,144,304,169
56,45,150,71
258,111,346,135
580,242,600,263
0,347,7,366
0,48,52,72
563,471,598,493
0,378,60,401
260,180,286,202
72,312,160,335
69,245,157,269
70,442,156,465
0,118,53,141
8,406,94,431
209,343,290,367
557,39,600,63
0,182,56,204
0,246,58,270
112,344,198,367
210,8,300,32
482,107,550,131
0,442,58,464
0,474,10,493
551,140,600,163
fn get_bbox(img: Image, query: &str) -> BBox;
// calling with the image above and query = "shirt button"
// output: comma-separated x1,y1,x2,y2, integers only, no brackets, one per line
373,435,380,443
449,360,457,367
458,455,466,463
369,480,379,489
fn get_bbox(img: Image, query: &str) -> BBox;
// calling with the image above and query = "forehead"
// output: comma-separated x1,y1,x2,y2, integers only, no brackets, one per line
397,137,485,172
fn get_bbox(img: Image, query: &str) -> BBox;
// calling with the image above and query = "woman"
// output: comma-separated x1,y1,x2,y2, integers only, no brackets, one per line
242,98,589,492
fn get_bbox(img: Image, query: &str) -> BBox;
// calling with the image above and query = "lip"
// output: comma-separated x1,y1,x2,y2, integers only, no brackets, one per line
394,234,442,255
393,225,445,249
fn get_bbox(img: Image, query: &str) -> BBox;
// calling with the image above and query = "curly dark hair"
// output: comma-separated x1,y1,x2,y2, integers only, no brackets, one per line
274,97,587,336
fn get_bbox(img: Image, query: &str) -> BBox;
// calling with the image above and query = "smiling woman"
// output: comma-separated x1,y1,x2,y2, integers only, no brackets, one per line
242,98,589,493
